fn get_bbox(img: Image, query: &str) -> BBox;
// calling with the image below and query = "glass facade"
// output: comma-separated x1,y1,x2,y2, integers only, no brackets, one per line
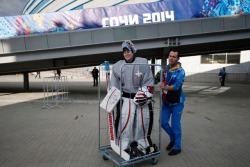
201,52,240,64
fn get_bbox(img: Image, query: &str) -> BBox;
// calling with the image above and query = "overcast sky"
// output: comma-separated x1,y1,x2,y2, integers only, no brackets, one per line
0,0,29,17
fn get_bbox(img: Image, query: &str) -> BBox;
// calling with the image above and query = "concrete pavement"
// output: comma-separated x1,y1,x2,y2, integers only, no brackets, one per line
0,74,250,167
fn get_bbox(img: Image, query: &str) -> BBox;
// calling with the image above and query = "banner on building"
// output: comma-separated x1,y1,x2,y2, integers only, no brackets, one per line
0,0,249,38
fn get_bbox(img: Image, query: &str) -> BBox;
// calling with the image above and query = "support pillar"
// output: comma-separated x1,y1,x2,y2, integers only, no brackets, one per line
151,58,155,76
161,48,169,68
23,72,29,91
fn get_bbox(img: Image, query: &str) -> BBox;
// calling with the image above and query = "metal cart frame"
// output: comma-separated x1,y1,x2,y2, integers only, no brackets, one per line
98,63,163,167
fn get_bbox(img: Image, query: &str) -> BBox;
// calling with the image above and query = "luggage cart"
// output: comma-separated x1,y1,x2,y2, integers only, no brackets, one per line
98,62,163,167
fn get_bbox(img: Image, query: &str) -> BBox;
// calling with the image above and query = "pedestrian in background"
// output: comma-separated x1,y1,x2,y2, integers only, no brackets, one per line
158,48,185,156
35,71,41,78
91,67,99,86
57,69,61,79
218,67,226,86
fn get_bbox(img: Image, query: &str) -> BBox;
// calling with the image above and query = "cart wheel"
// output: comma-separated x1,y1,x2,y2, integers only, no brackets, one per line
103,155,109,161
151,158,158,165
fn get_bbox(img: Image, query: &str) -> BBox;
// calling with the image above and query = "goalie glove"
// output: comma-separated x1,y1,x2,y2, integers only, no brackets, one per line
133,86,153,106
133,90,148,106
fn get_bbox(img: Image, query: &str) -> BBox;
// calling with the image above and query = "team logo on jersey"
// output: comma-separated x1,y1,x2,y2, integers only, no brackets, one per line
135,70,142,77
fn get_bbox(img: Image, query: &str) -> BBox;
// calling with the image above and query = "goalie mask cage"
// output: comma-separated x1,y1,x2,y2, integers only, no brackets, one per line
98,63,163,167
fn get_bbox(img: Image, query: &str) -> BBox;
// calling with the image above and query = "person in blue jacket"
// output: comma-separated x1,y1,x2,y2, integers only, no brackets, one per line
158,48,185,156
218,67,226,86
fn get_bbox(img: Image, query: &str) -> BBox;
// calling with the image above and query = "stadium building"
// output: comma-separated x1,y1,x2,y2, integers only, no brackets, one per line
21,0,250,84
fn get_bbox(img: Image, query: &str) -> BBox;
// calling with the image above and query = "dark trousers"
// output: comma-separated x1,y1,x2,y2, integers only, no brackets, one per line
221,77,225,86
93,77,98,86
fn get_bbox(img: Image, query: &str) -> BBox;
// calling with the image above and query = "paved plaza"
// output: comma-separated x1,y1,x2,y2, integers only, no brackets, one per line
0,74,250,167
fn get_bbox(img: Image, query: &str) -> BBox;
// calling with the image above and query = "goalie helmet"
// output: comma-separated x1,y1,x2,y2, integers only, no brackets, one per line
133,86,153,106
122,40,137,53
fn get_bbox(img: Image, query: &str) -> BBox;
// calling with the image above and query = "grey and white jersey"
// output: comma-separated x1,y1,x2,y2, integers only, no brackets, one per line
110,57,154,93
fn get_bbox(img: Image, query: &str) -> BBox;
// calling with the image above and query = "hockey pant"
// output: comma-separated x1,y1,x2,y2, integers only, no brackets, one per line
115,97,153,151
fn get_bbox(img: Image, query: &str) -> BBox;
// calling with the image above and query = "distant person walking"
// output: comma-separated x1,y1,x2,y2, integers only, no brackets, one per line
35,71,41,79
56,69,61,79
91,67,99,86
218,67,226,86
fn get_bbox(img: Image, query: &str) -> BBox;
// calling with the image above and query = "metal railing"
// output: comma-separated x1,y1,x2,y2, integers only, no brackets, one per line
41,76,70,109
